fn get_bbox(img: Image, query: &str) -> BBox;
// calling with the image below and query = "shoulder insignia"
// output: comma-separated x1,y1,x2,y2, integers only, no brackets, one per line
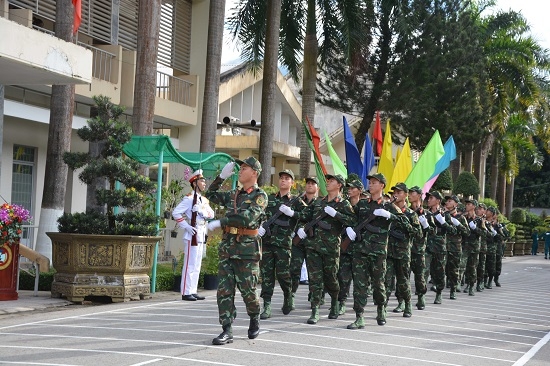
256,195,266,206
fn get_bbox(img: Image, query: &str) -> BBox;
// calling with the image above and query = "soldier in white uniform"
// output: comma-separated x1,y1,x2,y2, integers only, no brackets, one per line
172,169,215,301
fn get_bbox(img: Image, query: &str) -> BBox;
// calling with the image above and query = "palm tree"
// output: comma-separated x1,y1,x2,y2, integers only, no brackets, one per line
227,0,370,178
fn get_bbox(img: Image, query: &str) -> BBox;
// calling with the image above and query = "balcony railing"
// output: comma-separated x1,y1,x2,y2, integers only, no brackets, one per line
156,71,194,106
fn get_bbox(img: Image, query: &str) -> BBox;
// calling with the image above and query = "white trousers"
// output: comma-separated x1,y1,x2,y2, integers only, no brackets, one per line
181,240,204,296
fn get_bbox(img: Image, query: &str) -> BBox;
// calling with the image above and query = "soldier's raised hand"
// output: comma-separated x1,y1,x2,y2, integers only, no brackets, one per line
219,162,236,179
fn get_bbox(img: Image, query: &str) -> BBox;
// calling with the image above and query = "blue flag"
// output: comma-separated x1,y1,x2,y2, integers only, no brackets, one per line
362,133,376,188
343,116,363,179
430,135,457,179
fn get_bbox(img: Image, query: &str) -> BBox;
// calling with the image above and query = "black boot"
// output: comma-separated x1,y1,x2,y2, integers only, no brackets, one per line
248,316,260,339
212,324,233,345
486,276,493,289
494,276,501,287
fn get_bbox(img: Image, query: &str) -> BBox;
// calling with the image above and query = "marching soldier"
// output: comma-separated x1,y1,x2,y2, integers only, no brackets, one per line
444,195,469,300
205,157,268,345
258,169,306,318
475,203,490,292
295,174,354,324
462,199,482,296
172,169,215,301
494,216,509,287
484,206,499,289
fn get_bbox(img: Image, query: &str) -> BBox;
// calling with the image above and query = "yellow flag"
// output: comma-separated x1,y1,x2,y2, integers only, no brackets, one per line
377,120,394,193
389,137,413,189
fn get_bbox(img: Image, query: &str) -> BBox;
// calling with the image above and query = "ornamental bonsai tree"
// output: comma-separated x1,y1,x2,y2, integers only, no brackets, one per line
58,95,159,236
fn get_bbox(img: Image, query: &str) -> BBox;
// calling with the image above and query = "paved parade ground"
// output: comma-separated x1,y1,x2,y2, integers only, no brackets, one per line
0,255,549,366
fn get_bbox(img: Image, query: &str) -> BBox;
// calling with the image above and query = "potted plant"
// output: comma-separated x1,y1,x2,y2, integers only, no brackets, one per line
201,233,221,290
47,95,161,303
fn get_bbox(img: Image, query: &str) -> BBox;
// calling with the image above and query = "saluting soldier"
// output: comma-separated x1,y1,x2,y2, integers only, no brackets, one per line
443,195,469,300
172,169,215,301
205,157,268,346
385,183,422,318
295,174,354,324
258,169,306,319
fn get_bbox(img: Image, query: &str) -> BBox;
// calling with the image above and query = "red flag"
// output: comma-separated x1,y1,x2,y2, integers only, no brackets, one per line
306,116,328,174
373,111,383,156
72,0,82,34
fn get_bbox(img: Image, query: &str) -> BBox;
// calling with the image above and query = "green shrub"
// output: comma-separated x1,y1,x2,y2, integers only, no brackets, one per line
433,169,453,191
510,208,526,224
154,271,176,292
454,171,480,198
18,270,55,291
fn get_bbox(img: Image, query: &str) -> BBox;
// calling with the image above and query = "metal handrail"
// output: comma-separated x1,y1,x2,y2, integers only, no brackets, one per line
156,71,194,106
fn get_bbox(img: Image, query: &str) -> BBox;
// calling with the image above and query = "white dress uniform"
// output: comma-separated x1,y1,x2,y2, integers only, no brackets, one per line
172,170,215,298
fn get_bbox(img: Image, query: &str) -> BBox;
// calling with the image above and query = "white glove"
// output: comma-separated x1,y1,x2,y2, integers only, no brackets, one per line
435,213,446,225
373,208,391,219
297,228,307,239
279,204,295,217
220,162,236,179
346,227,357,241
418,215,429,229
207,220,221,231
324,206,337,217
469,221,477,230
491,227,497,236
258,226,266,237
192,204,204,216
451,217,461,226
179,221,197,235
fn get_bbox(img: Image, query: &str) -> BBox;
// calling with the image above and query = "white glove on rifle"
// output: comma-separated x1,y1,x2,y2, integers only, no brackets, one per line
451,217,461,226
469,221,477,230
219,162,236,179
491,227,497,236
297,228,307,239
179,221,197,235
279,204,295,217
324,206,337,217
435,213,446,225
373,208,391,219
258,226,266,237
346,227,357,241
419,215,429,229
207,220,221,232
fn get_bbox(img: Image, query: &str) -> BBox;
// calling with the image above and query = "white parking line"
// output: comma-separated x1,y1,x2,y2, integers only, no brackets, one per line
512,331,550,366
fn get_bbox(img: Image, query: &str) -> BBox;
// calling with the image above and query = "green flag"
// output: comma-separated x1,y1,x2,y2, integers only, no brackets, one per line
302,121,328,196
324,131,348,178
404,130,445,189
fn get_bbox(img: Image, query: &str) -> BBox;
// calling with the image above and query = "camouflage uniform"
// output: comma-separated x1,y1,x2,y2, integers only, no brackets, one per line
410,204,431,309
298,190,354,322
476,220,490,291
290,195,317,294
260,190,306,317
205,176,267,329
461,211,483,295
445,209,469,298
494,223,508,287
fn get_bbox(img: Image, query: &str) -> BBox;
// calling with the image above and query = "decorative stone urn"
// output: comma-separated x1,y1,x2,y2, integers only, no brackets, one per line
47,233,162,303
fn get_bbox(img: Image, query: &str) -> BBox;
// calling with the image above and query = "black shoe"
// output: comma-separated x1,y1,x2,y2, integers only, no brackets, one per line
192,293,205,300
377,318,386,326
299,280,309,285
248,317,260,339
212,329,233,345
182,295,197,301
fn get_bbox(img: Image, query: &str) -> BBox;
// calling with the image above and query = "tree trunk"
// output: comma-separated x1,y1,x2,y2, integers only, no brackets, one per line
200,0,226,153
505,176,515,218
299,0,318,179
489,145,499,201
132,0,161,176
477,134,495,200
450,151,461,185
258,0,282,186
463,146,473,172
35,0,75,260
497,170,506,214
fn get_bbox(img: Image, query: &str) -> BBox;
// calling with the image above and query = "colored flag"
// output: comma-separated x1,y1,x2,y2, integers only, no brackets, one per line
302,121,327,196
324,131,348,178
362,133,376,188
389,138,413,189
377,120,394,193
72,0,82,34
343,116,363,179
404,130,445,189
373,111,383,156
422,136,457,193
306,116,328,175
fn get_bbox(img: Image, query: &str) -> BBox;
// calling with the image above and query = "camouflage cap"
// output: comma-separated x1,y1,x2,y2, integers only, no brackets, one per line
305,176,319,184
278,169,295,180
409,186,423,194
325,174,346,185
391,182,408,193
236,156,262,173
367,173,387,185
346,178,364,190
425,190,443,200
445,194,460,203
487,206,497,214
464,198,478,206
457,203,466,212
477,202,487,209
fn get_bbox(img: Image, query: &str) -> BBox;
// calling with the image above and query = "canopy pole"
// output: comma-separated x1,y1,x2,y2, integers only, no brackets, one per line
151,147,164,293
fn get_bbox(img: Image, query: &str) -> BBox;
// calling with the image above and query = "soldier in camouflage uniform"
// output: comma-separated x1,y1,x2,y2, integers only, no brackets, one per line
408,186,431,310
337,175,364,315
443,195,470,300
475,203,490,292
483,207,500,289
424,190,457,305
290,176,319,300
346,173,405,329
385,183,422,318
462,199,483,296
205,157,268,346
493,217,508,287
295,174,354,324
258,169,306,319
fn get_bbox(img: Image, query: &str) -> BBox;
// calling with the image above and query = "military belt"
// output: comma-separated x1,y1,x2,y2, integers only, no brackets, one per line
223,227,259,236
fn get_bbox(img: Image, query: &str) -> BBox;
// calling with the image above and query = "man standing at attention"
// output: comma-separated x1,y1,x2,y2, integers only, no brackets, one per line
258,169,306,319
173,169,215,301
205,157,268,346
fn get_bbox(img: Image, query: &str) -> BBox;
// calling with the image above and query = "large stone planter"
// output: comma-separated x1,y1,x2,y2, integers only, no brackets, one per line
504,241,514,257
47,232,162,303
514,241,525,256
